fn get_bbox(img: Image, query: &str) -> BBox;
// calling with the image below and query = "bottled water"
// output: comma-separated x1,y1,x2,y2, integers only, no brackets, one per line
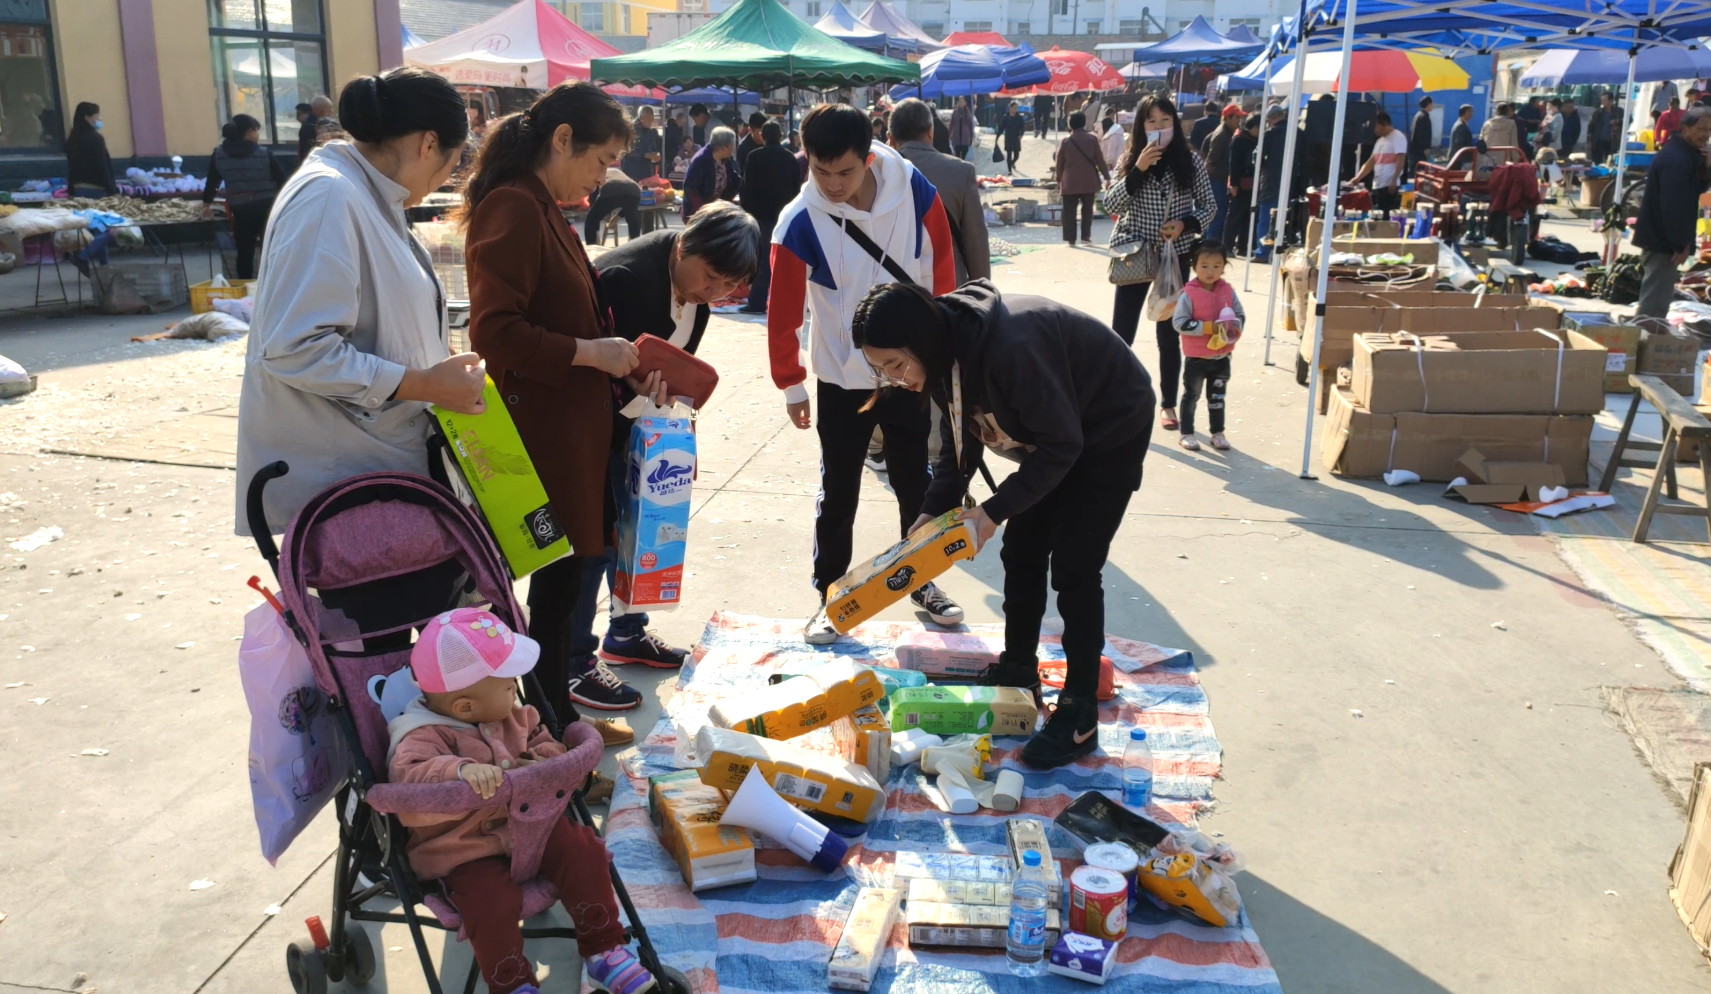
1123,728,1154,810
1006,849,1050,976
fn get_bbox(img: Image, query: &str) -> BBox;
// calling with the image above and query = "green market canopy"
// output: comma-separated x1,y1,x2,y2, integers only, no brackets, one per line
590,0,919,90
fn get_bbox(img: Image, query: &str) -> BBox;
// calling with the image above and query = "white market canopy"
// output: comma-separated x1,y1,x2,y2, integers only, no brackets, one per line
405,0,629,90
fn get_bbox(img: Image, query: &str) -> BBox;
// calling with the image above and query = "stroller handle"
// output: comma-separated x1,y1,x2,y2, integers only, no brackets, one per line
246,460,290,574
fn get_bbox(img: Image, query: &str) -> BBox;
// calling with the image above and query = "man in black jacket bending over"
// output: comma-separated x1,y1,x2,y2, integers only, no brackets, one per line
1634,106,1711,320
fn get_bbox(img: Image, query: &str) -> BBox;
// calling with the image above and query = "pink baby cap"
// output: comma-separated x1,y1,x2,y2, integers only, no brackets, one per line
411,607,540,694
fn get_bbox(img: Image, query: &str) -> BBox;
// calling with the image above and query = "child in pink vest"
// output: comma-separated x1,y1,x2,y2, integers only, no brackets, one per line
1170,241,1245,451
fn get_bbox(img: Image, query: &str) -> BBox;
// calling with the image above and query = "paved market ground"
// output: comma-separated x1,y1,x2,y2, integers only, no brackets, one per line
3,160,1710,992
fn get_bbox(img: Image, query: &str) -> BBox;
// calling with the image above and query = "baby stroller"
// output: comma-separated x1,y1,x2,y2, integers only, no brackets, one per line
246,462,689,994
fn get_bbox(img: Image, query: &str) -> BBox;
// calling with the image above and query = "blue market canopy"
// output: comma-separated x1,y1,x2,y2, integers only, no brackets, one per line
888,42,1050,99
1221,23,1266,46
1299,0,1711,51
1103,15,1265,64
1520,46,1711,86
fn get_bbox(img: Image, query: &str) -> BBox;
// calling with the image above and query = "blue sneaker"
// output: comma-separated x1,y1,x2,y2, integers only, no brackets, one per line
599,630,689,669
586,947,656,994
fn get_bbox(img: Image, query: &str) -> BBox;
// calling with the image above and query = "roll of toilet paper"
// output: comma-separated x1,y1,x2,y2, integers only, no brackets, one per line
992,769,1025,812
889,729,943,767
938,772,978,814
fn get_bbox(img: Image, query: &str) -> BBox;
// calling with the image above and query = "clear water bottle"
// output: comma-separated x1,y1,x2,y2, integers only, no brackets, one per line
1123,728,1154,810
1006,849,1050,976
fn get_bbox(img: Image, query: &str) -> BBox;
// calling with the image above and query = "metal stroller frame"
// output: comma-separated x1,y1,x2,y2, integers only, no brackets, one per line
247,462,689,994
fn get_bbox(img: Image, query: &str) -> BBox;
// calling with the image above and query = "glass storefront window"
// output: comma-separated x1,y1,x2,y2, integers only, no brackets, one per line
0,0,62,151
208,0,326,145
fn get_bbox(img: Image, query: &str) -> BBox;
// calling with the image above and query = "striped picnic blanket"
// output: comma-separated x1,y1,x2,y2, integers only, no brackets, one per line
606,612,1279,994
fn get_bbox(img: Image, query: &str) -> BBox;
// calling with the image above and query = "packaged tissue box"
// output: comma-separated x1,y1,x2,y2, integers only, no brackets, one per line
891,685,1038,736
710,659,884,740
647,771,756,892
827,887,902,991
694,726,885,822
1047,933,1118,985
613,411,696,613
825,510,978,633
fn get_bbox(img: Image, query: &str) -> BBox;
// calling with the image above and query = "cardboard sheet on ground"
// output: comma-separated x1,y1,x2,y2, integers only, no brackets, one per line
606,612,1279,994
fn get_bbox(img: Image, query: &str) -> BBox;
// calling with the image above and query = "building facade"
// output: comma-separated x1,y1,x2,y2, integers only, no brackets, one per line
0,0,400,170
702,0,1288,40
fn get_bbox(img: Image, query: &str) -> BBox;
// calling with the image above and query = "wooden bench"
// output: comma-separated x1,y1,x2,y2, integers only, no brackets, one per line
1598,374,1711,543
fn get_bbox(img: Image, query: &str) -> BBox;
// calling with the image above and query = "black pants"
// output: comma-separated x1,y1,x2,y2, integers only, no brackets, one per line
1062,193,1095,243
527,554,589,723
1227,190,1252,256
1180,355,1230,435
1112,280,1183,409
1034,118,1047,139
1002,422,1152,699
1005,148,1020,173
812,380,932,595
231,202,271,281
954,143,971,161
585,186,641,244
747,219,775,310
1371,186,1401,215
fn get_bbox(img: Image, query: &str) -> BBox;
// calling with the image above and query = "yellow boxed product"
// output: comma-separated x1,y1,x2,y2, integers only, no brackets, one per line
647,771,757,892
709,659,884,740
827,887,902,991
891,685,1038,736
905,902,1062,949
826,510,979,633
695,725,886,822
849,704,892,782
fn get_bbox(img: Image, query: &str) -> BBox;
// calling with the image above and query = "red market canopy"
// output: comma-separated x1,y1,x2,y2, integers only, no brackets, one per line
942,30,1012,48
1003,47,1126,95
404,0,661,98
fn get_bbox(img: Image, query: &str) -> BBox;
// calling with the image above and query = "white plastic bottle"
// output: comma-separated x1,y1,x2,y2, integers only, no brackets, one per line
1123,728,1154,810
1006,849,1050,976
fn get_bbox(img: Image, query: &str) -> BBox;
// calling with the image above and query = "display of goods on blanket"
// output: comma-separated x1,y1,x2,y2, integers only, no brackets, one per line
59,195,204,223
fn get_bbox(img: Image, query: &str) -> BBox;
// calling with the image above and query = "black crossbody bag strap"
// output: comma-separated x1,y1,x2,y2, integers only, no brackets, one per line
835,216,917,285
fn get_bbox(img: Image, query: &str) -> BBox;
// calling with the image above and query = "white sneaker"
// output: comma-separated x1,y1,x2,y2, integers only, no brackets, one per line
805,607,839,645
864,453,888,473
911,582,965,626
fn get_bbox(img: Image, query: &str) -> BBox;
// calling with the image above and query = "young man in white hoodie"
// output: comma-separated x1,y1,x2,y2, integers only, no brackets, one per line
766,103,964,643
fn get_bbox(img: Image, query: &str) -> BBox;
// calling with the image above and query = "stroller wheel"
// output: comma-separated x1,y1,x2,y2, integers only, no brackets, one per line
654,965,693,994
343,922,378,985
286,938,329,994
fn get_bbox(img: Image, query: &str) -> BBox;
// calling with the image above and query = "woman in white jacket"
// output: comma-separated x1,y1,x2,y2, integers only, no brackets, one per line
236,67,480,534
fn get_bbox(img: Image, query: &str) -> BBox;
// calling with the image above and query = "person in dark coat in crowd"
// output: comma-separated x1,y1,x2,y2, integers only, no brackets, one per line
1589,92,1620,163
950,97,975,160
584,167,643,243
1189,103,1220,153
851,279,1154,769
739,122,802,314
1225,113,1259,257
682,126,740,222
932,107,952,154
1053,111,1108,246
890,99,990,284
200,113,288,279
664,110,685,161
622,106,663,179
1252,105,1289,263
1408,96,1435,177
1559,96,1582,154
64,101,116,197
736,111,766,171
1633,106,1711,319
689,103,710,146
1449,104,1475,163
1201,104,1241,242
1033,93,1053,138
1001,100,1027,174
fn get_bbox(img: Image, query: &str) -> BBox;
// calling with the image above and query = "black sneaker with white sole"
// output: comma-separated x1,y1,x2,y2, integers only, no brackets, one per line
1021,693,1101,769
600,630,689,668
566,658,643,711
979,650,1043,707
864,453,888,473
910,582,964,626
804,607,838,645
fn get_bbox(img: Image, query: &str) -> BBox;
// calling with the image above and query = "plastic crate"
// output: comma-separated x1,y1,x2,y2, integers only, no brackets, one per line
190,278,254,314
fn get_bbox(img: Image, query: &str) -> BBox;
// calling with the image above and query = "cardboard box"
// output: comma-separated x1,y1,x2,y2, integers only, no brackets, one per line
1443,449,1568,504
647,771,757,892
905,901,1061,950
1558,320,1642,392
1321,387,1593,485
1303,300,1562,371
1641,328,1702,397
709,659,884,740
892,630,1003,679
614,412,696,612
1668,762,1711,960
1350,330,1607,415
434,378,570,579
694,725,885,822
825,509,978,634
1306,217,1403,242
890,685,1038,736
827,887,902,991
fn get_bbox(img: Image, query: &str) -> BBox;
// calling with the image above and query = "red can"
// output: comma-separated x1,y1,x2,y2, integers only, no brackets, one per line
1069,866,1128,941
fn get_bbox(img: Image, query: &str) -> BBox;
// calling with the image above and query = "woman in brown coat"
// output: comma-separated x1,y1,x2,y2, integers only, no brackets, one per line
1054,111,1110,246
461,82,647,717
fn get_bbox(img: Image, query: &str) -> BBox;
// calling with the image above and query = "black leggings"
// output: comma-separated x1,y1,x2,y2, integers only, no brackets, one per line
1111,281,1182,409
1005,148,1020,173
231,202,272,281
1180,355,1230,435
527,554,589,723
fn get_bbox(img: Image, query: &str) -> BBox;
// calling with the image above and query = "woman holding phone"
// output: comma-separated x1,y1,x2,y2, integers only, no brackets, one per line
461,81,670,726
1103,95,1216,432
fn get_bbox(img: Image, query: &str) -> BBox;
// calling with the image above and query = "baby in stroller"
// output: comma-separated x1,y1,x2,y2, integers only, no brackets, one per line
387,607,656,994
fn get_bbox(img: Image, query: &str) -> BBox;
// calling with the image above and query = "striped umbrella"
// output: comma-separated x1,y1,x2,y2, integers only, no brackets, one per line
1268,50,1469,95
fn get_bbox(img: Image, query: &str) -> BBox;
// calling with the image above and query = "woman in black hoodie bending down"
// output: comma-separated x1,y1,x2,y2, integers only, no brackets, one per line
852,279,1155,770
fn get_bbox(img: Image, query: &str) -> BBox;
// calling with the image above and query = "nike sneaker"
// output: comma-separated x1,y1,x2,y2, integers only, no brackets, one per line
1021,693,1101,769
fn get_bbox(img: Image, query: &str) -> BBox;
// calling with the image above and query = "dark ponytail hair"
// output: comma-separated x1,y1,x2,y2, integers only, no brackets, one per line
68,101,100,139
338,66,468,149
221,114,261,142
851,282,955,405
456,81,632,224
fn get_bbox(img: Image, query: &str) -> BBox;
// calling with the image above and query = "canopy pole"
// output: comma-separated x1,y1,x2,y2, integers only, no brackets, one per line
1259,3,1311,368
1297,0,1359,480
1607,37,1640,266
1243,51,1274,293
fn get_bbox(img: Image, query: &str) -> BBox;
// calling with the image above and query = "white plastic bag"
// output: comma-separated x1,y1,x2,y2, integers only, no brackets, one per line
1142,238,1183,322
239,603,350,865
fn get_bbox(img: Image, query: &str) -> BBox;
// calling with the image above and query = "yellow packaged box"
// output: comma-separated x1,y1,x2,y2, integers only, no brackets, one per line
891,685,1039,737
826,510,979,634
849,704,892,782
827,887,902,991
694,725,886,822
709,659,884,740
647,771,757,892
905,902,1062,949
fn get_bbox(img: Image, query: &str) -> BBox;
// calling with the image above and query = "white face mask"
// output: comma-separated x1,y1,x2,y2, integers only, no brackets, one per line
1145,127,1173,148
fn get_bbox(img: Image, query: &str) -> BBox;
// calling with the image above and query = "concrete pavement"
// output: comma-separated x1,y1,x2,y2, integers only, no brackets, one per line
1,210,1708,993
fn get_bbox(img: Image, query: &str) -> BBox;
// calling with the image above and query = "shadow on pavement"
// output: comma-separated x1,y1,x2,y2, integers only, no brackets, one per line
1242,872,1454,994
